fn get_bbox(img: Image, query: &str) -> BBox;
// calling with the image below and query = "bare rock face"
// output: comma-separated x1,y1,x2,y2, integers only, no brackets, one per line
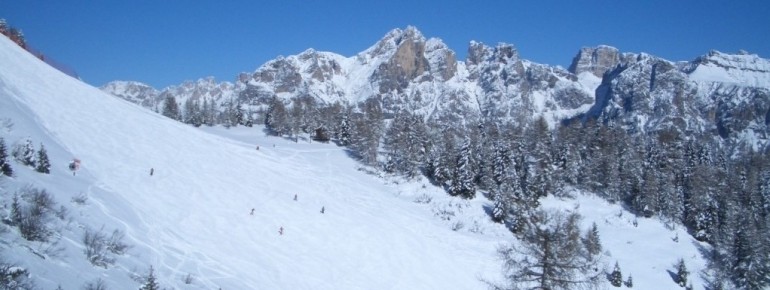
568,45,625,77
298,49,343,83
425,38,457,81
254,57,302,93
371,27,431,93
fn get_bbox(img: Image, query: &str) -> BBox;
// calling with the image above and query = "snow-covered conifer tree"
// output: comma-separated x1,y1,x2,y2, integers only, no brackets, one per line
610,262,623,287
161,95,180,121
10,193,21,226
12,138,36,167
265,97,288,136
583,222,602,260
450,137,475,199
0,137,12,177
140,266,159,290
183,98,202,127
675,258,689,287
35,143,50,174
624,274,633,288
337,113,351,146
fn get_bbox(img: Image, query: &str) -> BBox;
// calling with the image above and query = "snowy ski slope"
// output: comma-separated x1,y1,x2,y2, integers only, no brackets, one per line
0,35,708,289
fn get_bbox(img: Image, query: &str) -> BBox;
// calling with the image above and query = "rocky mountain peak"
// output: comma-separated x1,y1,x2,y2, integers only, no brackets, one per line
466,41,494,66
363,26,427,60
568,45,623,77
297,48,344,83
101,80,159,108
466,42,520,67
493,43,519,63
425,38,457,81
369,27,435,92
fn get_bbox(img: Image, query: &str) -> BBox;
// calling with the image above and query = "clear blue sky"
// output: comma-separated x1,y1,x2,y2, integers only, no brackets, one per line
3,1,769,89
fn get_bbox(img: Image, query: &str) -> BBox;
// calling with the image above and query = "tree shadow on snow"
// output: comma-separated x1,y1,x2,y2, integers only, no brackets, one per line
666,269,679,284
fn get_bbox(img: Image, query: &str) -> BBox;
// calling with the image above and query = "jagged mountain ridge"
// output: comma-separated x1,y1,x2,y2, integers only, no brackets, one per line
103,26,597,126
584,49,770,151
102,26,770,150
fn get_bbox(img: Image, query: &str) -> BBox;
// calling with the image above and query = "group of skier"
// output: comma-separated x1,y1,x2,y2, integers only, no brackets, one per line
249,193,325,236
145,142,325,237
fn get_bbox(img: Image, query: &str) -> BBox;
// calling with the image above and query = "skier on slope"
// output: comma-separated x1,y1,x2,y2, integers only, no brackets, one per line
69,158,80,176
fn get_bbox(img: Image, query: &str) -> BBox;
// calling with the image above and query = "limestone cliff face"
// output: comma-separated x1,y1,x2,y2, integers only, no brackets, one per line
372,27,431,93
425,38,457,82
568,45,633,78
298,49,343,83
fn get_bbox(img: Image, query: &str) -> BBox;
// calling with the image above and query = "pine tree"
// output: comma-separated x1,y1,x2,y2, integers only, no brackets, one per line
729,217,770,290
610,262,623,287
687,164,720,242
0,137,12,177
337,113,351,146
202,98,215,126
183,98,202,127
497,210,601,290
10,194,21,226
675,258,689,287
625,274,633,288
35,143,50,174
141,266,160,290
383,111,428,177
583,222,602,259
161,95,180,121
490,189,509,224
424,125,456,187
13,138,36,167
290,97,305,141
233,103,245,127
265,97,288,136
449,137,475,199
491,141,511,187
349,99,383,165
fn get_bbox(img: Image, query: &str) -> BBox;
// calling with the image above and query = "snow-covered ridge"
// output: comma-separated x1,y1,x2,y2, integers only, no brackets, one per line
686,50,770,87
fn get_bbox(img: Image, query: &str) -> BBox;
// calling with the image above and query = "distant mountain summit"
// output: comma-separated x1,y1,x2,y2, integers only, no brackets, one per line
102,26,770,151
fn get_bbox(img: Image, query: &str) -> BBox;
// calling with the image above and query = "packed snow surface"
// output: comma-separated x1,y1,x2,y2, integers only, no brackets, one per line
0,35,707,289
